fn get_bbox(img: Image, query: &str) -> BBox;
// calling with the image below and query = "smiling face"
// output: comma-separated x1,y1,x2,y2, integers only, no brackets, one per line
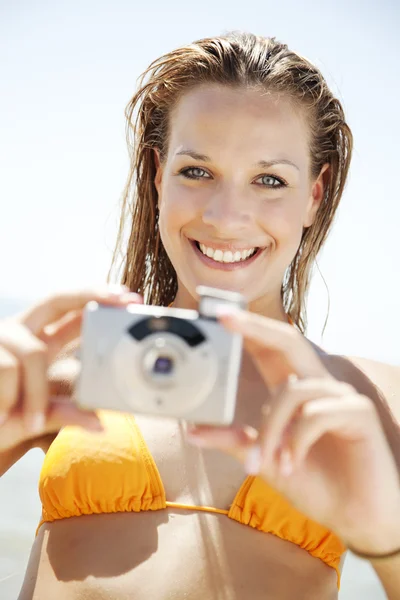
155,84,327,316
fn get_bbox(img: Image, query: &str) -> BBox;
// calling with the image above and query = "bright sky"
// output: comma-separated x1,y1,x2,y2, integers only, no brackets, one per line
0,0,399,363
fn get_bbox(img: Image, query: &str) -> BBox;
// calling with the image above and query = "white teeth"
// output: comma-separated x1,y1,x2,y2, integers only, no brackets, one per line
222,251,233,263
198,243,257,263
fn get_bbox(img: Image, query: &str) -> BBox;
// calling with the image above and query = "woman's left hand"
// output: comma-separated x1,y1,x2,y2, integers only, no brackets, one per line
186,309,400,552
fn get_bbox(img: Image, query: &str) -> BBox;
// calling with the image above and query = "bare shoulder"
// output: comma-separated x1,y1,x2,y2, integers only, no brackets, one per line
310,341,399,424
345,356,400,421
309,340,400,469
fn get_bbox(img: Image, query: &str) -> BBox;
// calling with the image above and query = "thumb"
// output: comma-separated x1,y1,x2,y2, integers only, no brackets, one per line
48,356,80,397
186,423,258,465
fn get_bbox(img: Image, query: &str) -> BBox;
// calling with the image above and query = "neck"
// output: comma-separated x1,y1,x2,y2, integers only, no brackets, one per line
173,284,288,323
248,293,288,323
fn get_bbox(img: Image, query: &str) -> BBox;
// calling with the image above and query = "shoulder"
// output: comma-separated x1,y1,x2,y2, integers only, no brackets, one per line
345,357,400,422
308,341,400,470
311,342,400,425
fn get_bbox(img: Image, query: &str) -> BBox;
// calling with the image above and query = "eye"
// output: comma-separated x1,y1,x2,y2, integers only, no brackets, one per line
179,167,211,180
254,174,286,188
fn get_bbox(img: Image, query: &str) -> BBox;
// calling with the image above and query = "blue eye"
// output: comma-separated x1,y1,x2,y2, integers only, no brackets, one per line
180,167,211,180
255,175,286,188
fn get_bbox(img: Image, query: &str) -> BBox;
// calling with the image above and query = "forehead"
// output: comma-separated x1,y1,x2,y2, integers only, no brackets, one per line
168,84,310,168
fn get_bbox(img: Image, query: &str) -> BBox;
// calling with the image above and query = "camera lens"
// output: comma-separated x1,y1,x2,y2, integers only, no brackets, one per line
153,356,173,375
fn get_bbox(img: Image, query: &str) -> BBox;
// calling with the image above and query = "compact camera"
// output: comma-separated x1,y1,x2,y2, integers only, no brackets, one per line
76,287,245,425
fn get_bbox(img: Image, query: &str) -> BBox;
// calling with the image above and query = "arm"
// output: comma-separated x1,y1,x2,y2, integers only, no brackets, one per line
345,358,400,599
0,438,35,476
371,554,400,600
0,432,58,476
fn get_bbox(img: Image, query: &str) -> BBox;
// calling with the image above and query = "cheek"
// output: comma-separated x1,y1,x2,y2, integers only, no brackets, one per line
158,183,196,243
159,177,208,223
260,199,304,251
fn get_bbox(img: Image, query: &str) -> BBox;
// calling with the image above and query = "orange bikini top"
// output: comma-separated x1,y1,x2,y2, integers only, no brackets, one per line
37,410,346,589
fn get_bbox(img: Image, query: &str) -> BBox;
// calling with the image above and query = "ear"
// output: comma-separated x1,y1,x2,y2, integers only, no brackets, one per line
154,148,163,205
304,163,330,228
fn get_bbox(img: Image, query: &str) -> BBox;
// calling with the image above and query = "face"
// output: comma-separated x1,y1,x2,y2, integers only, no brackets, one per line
155,84,327,315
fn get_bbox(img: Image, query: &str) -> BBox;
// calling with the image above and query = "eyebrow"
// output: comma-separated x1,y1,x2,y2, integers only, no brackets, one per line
175,149,300,171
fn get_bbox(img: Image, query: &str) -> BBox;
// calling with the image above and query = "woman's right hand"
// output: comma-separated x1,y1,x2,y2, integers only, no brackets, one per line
0,286,142,453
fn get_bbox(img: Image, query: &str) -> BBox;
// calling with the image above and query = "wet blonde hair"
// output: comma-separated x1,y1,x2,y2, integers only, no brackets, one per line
110,31,352,333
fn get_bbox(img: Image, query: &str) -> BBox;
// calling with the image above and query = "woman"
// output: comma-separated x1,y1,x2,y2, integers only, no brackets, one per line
1,32,399,600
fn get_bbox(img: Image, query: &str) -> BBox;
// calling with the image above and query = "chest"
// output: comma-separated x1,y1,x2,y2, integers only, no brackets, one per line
134,353,268,508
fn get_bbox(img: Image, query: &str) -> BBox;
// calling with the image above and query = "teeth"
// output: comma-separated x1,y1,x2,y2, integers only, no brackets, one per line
199,243,257,263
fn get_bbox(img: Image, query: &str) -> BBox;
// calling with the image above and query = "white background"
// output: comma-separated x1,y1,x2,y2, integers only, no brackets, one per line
0,1,399,598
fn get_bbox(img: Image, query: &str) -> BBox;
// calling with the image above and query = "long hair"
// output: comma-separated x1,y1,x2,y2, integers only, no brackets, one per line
110,32,352,333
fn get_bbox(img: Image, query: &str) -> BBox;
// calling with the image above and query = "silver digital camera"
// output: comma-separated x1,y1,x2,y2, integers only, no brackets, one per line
76,287,245,425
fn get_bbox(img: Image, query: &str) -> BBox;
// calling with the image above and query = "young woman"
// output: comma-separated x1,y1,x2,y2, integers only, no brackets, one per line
1,32,399,600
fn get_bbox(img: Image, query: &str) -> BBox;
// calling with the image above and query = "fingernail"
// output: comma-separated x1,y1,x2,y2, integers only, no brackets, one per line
245,445,261,475
86,420,104,432
215,305,240,318
280,448,293,477
26,413,45,435
186,434,210,447
107,284,130,296
186,424,198,435
0,412,8,427
120,292,143,303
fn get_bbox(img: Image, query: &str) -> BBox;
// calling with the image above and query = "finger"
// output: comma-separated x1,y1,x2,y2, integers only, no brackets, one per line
186,424,258,462
259,378,353,467
0,399,103,451
287,395,376,468
21,341,49,433
217,310,328,385
39,311,83,361
42,289,145,361
20,287,142,336
0,346,19,422
187,425,269,478
46,398,104,432
57,337,81,361
0,325,49,433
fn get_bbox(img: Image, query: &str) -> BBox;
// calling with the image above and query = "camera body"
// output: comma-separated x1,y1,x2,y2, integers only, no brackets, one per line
76,287,245,425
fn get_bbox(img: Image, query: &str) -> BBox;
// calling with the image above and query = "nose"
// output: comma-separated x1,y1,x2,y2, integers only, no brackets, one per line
201,186,253,233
